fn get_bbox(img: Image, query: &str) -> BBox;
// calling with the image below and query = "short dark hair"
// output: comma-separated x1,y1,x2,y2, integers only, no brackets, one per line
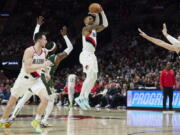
85,13,96,21
34,32,47,42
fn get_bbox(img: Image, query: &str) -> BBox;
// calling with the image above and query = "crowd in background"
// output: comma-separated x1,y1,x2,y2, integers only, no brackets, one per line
1,32,180,108
1,0,180,108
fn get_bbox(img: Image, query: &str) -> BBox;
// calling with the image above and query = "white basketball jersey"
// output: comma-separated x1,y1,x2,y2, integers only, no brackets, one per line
82,29,97,52
20,46,46,78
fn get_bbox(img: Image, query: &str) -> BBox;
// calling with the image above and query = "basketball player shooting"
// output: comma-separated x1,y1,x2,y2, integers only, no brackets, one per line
75,3,108,110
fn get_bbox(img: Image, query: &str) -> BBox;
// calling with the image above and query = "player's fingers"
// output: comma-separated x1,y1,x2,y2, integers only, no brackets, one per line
139,33,143,37
163,23,167,29
138,28,142,33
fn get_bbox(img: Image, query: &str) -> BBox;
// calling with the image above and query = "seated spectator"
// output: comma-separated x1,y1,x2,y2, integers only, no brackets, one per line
1,84,11,104
94,84,109,108
89,81,102,107
74,78,82,100
117,84,127,109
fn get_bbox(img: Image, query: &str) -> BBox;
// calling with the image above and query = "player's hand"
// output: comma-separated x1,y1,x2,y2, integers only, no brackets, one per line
99,5,103,12
60,26,67,36
138,28,147,38
45,73,51,81
37,16,44,25
162,23,168,37
43,60,53,68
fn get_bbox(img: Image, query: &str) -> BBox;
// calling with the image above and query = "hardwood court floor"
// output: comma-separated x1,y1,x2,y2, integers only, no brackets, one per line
0,105,180,135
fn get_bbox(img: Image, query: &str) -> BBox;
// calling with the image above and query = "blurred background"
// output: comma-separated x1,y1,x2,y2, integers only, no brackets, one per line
1,0,180,108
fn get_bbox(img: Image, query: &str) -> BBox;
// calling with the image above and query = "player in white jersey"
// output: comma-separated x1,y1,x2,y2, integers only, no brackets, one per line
0,17,54,133
8,20,73,128
162,23,180,45
138,28,180,54
0,16,52,131
67,74,77,107
75,5,108,110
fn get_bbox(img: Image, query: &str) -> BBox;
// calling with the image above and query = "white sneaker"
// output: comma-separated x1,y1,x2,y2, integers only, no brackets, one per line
122,106,126,109
40,121,53,128
56,101,62,106
117,106,122,109
83,98,91,109
105,104,111,108
64,102,69,106
95,104,101,108
75,97,87,110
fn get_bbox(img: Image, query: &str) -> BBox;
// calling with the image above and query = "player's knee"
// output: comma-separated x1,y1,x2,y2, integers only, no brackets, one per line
39,94,49,104
89,72,97,82
41,97,48,105
93,73,97,81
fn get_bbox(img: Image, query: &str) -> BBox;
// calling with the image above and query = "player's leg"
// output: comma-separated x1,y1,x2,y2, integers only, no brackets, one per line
30,79,49,133
83,72,97,109
0,76,29,128
0,96,18,127
68,83,75,108
84,72,97,98
75,52,91,110
81,54,98,109
41,94,55,127
76,72,96,109
9,91,33,121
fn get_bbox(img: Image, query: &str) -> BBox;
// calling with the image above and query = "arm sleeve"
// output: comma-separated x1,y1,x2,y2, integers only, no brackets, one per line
93,13,100,25
166,35,180,45
160,71,164,87
33,24,40,41
100,11,108,27
63,35,73,55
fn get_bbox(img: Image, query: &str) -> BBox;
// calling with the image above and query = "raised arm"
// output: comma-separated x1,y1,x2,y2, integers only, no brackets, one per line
83,8,108,36
138,28,180,53
162,23,180,45
33,16,44,41
54,26,73,65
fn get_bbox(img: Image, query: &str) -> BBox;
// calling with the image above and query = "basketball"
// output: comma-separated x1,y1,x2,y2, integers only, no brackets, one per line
89,3,102,13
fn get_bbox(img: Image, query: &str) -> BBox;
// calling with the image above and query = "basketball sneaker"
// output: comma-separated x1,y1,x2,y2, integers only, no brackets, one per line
68,104,73,109
0,120,12,128
40,121,53,128
83,98,91,109
31,120,42,133
75,97,87,110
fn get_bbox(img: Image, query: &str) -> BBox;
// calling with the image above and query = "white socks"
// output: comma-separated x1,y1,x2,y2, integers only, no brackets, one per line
68,87,75,105
41,99,54,123
35,115,41,120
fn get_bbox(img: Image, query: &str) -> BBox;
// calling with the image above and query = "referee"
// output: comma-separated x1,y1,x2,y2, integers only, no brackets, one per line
160,62,176,110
